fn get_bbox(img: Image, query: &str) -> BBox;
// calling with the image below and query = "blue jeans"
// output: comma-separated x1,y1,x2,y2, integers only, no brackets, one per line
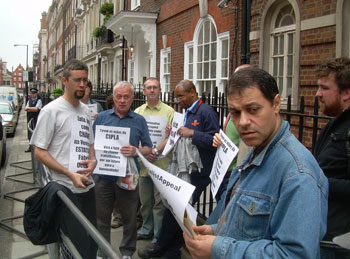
138,176,165,243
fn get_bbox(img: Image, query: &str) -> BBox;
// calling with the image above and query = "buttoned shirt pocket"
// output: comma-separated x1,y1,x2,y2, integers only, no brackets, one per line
235,194,271,240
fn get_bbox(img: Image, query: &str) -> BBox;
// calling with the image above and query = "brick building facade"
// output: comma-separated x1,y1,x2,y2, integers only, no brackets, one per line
38,0,349,148
0,59,12,86
11,64,25,90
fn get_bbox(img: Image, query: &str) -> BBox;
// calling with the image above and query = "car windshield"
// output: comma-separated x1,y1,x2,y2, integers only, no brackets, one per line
0,103,12,114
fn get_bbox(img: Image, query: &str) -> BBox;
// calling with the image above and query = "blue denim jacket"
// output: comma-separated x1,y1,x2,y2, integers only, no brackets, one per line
211,120,328,259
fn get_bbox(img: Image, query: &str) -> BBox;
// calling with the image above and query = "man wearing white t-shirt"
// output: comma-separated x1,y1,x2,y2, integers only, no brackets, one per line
30,59,98,259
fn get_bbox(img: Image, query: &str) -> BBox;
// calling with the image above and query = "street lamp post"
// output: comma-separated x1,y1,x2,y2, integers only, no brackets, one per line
14,44,29,103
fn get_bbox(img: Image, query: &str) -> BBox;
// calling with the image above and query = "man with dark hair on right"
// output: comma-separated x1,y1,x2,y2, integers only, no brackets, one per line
138,79,219,259
184,67,328,259
314,57,350,258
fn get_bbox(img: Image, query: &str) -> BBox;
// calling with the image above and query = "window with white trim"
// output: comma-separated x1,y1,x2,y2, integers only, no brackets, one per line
131,0,140,10
218,32,229,91
197,19,217,96
270,4,295,101
160,48,171,92
128,60,135,85
184,16,229,95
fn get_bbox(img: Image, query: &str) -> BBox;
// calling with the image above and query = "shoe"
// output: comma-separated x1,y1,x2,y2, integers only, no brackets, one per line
137,233,153,240
25,147,31,152
111,220,122,229
122,256,132,259
137,248,154,259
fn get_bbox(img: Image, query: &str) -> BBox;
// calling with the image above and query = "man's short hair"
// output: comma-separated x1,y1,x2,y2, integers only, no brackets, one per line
315,57,350,92
176,80,196,93
227,67,279,105
62,59,88,79
113,81,134,95
144,77,160,88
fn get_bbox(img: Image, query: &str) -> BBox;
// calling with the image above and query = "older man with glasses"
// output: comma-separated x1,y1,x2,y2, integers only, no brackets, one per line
93,81,152,259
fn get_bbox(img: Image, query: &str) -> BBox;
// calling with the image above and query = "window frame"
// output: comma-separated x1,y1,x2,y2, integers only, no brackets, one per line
160,47,171,93
269,2,297,104
183,16,230,96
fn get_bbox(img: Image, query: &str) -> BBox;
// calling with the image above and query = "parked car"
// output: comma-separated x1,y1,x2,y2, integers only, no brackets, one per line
0,85,20,113
0,101,17,137
6,100,19,126
0,115,6,167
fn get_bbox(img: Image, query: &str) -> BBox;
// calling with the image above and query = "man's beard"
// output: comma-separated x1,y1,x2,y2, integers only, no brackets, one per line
321,100,343,117
74,91,84,100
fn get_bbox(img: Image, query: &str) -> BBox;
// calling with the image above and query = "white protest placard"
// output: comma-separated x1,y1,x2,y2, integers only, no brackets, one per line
137,150,196,236
143,115,168,148
94,125,130,176
87,103,98,120
162,112,184,156
69,115,92,172
210,129,239,198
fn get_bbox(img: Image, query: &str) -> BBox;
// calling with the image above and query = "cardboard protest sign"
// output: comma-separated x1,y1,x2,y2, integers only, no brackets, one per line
210,129,239,197
94,125,130,176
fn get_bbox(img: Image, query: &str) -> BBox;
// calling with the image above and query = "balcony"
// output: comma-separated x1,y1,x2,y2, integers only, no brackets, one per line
68,46,76,60
96,28,114,47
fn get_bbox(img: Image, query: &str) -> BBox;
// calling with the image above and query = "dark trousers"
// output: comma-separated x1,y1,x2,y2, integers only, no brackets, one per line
60,187,97,259
152,173,210,258
153,209,183,258
190,171,211,205
321,244,350,259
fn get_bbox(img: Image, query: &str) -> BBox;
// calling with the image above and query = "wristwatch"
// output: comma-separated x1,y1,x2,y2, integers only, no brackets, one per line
153,148,160,156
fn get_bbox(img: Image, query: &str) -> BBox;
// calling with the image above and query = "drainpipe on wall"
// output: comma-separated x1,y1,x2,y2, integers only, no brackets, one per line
240,0,251,64
121,0,128,81
122,36,126,80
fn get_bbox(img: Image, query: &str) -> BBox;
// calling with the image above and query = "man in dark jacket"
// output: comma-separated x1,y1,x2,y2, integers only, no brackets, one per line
314,57,350,258
138,80,219,259
25,88,42,152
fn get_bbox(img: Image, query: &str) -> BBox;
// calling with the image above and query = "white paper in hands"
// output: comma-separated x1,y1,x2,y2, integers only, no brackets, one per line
137,150,197,236
162,112,184,156
210,129,239,198
69,115,92,172
94,125,130,176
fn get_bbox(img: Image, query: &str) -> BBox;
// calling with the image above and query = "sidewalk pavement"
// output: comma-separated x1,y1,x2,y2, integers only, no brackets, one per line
0,108,191,259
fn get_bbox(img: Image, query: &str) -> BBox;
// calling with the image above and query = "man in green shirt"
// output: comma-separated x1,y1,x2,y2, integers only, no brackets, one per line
135,78,174,246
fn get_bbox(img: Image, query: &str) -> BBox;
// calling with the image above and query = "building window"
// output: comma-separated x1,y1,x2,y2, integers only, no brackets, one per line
131,0,140,10
218,32,230,91
196,19,217,96
129,60,135,86
160,48,171,92
184,16,229,95
270,4,295,101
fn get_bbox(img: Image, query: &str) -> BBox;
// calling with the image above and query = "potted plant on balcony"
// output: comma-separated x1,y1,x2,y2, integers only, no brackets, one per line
93,26,103,38
99,2,113,23
92,2,114,38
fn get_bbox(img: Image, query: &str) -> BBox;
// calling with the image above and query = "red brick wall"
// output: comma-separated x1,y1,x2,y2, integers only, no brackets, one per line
138,0,341,148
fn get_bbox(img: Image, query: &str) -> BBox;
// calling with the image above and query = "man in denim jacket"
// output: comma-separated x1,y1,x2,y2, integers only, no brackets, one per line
184,67,328,259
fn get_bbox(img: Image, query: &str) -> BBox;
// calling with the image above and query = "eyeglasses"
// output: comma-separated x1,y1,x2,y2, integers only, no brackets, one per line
72,78,88,84
114,95,131,100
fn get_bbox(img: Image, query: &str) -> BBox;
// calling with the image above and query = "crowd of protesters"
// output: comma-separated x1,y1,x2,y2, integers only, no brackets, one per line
27,57,350,259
